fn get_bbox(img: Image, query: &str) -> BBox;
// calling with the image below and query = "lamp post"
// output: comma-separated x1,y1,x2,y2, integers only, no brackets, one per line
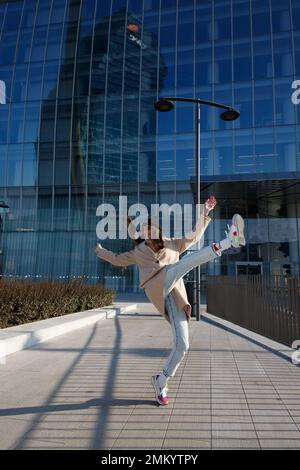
154,97,240,321
0,201,10,279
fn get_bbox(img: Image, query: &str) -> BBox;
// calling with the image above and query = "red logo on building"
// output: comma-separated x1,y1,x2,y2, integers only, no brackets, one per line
128,24,139,33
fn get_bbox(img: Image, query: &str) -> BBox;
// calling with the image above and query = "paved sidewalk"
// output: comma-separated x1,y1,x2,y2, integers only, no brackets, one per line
1,301,300,450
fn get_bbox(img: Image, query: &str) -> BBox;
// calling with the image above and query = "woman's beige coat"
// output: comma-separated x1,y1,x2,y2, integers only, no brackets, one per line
96,215,212,323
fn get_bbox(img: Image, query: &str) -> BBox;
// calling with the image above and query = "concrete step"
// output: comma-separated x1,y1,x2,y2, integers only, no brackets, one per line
0,302,137,361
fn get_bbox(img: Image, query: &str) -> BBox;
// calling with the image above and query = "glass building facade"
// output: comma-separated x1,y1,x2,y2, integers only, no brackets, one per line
0,0,300,295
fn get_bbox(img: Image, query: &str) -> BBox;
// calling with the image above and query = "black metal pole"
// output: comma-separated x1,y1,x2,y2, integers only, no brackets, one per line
195,102,201,321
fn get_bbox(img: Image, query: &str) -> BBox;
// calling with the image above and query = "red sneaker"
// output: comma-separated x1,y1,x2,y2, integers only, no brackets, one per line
151,375,169,406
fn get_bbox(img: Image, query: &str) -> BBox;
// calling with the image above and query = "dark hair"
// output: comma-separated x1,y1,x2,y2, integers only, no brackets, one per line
132,217,164,250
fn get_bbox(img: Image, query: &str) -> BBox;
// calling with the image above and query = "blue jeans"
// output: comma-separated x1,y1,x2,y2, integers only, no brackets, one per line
162,244,221,378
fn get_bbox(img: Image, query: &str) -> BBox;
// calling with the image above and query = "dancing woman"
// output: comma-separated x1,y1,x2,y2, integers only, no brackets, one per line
95,196,246,405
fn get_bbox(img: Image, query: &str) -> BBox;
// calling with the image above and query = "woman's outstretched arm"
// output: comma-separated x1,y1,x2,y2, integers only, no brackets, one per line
95,243,136,267
172,196,217,254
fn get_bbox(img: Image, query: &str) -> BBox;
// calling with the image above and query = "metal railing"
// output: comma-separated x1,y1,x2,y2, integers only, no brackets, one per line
206,275,300,347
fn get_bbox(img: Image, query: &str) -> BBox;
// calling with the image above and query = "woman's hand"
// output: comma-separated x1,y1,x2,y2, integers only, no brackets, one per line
95,243,103,256
204,195,217,217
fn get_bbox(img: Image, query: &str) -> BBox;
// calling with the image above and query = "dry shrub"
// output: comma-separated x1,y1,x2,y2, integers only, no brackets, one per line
0,278,116,328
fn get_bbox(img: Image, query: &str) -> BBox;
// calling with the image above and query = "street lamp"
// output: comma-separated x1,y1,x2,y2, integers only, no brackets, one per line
154,97,240,321
0,201,10,280
0,201,10,214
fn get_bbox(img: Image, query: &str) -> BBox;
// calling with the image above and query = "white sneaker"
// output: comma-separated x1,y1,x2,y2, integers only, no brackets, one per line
225,214,246,248
151,375,169,405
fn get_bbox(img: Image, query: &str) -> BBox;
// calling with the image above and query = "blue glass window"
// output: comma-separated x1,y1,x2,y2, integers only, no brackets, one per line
80,0,96,21
252,0,271,37
60,26,77,61
58,62,74,99
234,129,255,173
215,131,234,175
253,38,272,79
271,3,291,33
295,32,300,75
77,22,93,59
0,32,18,66
37,195,52,231
27,63,44,101
0,3,6,32
254,80,274,127
0,68,13,107
195,45,212,86
177,50,193,88
274,36,293,78
160,24,176,48
292,3,300,31
95,0,111,20
233,14,250,39
276,125,297,172
200,131,215,176
31,27,48,62
16,30,34,63
75,61,91,97
158,148,175,182
56,100,72,142
234,83,253,129
7,144,22,186
46,25,64,60
53,193,68,230
275,79,296,126
8,103,25,144
177,22,194,47
175,104,193,134
70,192,85,231
0,159,6,186
38,142,54,186
0,144,7,186
50,0,67,24
22,143,37,186
39,100,56,143
2,2,22,32
215,3,231,41
12,64,29,102
72,97,88,141
55,142,70,186
215,45,232,84
42,61,59,100
234,43,252,82
24,103,41,143
21,0,38,29
0,107,8,144
255,128,275,173
35,0,52,27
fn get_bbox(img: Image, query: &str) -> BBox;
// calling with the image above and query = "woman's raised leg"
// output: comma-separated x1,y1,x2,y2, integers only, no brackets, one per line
164,214,246,298
164,243,222,298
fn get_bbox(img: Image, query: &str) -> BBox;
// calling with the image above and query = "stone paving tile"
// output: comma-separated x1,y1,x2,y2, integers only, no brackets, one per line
212,438,260,449
162,438,211,449
259,439,300,449
212,422,255,431
167,421,211,431
212,430,258,439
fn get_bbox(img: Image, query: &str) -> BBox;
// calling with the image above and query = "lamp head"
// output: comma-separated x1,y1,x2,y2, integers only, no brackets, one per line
154,99,175,112
220,108,240,121
0,201,9,214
